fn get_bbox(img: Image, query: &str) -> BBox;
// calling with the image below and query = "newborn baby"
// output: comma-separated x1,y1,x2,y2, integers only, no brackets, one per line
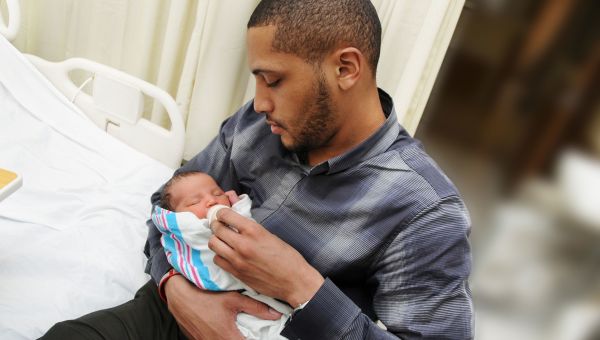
152,171,291,340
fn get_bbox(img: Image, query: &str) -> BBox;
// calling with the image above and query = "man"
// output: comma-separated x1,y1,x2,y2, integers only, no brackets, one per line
43,0,473,339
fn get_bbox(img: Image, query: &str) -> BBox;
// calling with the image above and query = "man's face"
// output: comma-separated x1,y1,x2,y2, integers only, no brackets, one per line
168,173,231,219
247,26,339,153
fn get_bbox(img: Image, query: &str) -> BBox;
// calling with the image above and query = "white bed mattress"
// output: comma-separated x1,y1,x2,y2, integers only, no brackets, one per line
0,36,173,339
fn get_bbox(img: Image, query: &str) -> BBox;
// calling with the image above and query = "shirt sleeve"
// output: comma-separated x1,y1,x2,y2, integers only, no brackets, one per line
281,196,474,339
143,106,244,284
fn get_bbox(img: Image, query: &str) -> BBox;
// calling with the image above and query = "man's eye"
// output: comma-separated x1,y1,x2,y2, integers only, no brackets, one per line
266,79,280,88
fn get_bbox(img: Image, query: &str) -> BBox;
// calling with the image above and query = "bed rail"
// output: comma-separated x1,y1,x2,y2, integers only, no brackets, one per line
0,0,20,41
25,55,185,169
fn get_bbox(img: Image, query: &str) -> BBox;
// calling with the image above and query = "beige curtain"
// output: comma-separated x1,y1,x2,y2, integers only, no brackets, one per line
9,0,463,160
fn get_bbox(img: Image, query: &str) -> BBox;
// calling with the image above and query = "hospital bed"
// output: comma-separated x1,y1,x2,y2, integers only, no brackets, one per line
0,0,467,338
0,1,184,338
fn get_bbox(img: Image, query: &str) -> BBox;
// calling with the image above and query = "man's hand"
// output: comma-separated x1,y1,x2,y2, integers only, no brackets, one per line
164,275,282,340
224,190,240,205
209,209,325,307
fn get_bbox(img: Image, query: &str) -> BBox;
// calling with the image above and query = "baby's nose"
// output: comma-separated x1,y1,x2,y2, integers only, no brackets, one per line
206,199,217,207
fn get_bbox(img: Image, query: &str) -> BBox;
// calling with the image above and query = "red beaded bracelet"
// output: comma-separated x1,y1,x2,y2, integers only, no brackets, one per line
158,268,181,302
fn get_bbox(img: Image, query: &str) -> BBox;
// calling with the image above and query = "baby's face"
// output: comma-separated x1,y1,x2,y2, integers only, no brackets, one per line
168,173,231,219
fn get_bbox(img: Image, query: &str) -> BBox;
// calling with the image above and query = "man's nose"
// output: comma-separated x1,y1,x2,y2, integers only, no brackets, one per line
253,84,274,114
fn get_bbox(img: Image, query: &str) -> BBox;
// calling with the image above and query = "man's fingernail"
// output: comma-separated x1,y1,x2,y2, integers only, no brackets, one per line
268,307,280,315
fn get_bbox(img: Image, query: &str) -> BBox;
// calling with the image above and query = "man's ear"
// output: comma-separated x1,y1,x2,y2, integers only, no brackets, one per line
333,47,363,91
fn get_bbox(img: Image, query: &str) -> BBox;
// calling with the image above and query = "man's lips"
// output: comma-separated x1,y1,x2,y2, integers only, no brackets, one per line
266,119,284,135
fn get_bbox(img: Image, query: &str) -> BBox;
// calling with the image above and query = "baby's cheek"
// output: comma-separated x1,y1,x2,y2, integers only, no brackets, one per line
189,206,208,219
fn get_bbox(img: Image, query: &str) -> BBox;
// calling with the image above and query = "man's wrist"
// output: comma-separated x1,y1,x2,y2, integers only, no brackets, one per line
158,268,181,302
287,270,325,308
281,278,362,339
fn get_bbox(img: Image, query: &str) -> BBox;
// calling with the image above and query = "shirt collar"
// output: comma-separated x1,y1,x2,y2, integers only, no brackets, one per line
306,88,401,176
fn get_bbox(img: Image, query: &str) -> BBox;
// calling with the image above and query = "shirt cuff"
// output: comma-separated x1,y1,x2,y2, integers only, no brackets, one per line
281,278,361,339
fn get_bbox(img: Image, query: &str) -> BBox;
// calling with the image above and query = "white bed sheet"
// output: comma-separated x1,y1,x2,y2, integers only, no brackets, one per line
0,35,173,339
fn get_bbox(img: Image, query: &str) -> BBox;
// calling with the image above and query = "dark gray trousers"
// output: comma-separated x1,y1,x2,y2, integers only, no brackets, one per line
40,280,186,340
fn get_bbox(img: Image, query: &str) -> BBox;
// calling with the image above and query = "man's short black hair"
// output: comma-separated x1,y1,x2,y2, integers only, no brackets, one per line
247,0,382,75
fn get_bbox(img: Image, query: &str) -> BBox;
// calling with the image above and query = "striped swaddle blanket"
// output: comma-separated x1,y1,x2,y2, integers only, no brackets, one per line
151,194,292,339
151,194,253,292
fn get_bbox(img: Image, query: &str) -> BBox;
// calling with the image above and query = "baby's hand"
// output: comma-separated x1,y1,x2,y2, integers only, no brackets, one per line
224,190,240,205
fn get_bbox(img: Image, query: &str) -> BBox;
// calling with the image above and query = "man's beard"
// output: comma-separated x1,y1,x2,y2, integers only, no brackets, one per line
286,73,337,154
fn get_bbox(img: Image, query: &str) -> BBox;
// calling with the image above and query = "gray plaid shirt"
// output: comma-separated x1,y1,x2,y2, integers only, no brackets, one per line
145,89,473,339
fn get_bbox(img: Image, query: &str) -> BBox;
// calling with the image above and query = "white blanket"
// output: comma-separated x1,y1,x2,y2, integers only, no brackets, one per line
0,35,173,339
